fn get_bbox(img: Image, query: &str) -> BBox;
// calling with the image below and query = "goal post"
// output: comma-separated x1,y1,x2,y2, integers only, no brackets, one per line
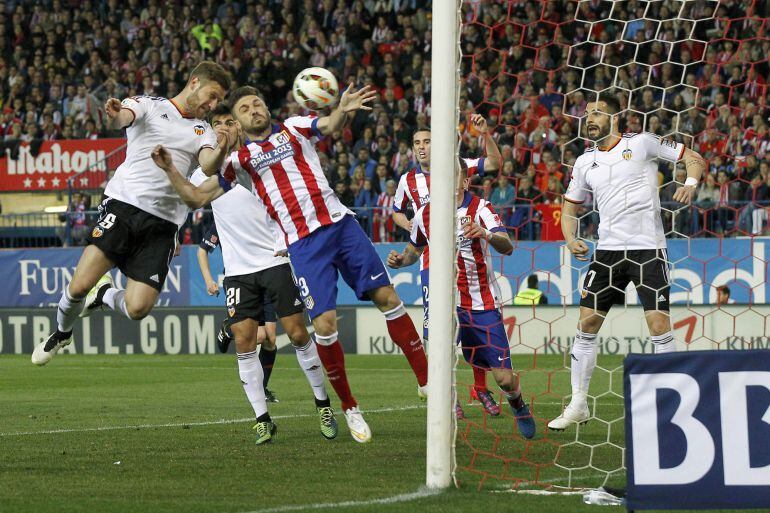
425,0,461,490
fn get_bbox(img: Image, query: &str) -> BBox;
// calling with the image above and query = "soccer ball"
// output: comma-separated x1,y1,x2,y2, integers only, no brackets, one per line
292,67,339,111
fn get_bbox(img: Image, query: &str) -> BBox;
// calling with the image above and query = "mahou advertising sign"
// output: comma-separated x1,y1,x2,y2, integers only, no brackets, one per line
0,139,126,191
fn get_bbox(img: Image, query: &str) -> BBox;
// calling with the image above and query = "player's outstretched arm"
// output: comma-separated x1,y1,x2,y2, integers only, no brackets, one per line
561,200,589,261
673,147,707,205
387,245,422,269
104,98,135,130
463,221,513,255
151,145,226,208
199,130,233,176
471,114,502,173
316,84,378,135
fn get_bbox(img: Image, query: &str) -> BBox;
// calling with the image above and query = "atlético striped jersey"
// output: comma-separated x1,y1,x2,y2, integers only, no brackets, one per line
393,158,485,270
220,116,351,246
410,191,507,311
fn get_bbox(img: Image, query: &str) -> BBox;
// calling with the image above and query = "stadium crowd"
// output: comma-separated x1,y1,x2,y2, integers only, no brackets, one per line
1,0,769,245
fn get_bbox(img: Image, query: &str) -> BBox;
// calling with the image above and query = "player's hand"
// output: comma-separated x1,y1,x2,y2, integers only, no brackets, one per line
567,239,590,261
339,84,378,113
104,98,122,119
463,221,488,240
470,113,488,134
274,250,288,257
387,250,404,268
205,280,220,296
216,130,233,152
151,145,174,172
673,185,697,205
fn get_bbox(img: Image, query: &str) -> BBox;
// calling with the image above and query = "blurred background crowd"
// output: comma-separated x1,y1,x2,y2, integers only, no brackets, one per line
1,0,769,246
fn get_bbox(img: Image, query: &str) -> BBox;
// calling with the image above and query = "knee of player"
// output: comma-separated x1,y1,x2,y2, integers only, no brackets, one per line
67,282,91,299
126,303,153,320
494,371,515,391
649,317,671,336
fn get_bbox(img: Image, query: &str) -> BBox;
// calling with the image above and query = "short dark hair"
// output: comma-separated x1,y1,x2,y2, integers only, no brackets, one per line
188,61,231,91
717,285,731,297
412,127,431,142
527,274,539,288
595,92,622,114
207,103,232,124
228,86,264,111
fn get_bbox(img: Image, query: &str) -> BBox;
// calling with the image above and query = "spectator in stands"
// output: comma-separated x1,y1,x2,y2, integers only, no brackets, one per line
490,174,516,226
737,173,769,235
354,178,378,237
57,192,89,247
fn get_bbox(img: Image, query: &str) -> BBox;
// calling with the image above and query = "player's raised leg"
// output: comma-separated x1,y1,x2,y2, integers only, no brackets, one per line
633,249,677,354
32,245,115,366
548,306,604,431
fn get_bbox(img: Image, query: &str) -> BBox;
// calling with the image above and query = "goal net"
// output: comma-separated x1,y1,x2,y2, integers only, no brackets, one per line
453,0,768,492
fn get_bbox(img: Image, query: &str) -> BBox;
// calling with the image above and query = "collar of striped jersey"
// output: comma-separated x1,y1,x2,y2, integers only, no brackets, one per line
415,163,430,175
245,123,281,144
460,191,472,208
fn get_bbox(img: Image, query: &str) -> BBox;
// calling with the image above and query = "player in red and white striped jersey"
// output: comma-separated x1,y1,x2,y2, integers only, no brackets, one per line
391,115,502,412
153,86,430,433
387,162,535,438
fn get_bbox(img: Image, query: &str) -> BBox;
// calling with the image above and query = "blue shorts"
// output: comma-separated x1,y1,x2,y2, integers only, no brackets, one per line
457,309,511,370
420,269,429,340
288,215,391,319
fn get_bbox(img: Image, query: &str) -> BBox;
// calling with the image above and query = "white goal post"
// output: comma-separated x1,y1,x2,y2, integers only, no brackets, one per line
425,0,461,489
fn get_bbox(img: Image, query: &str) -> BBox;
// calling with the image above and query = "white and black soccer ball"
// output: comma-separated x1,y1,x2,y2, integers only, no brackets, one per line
292,67,339,111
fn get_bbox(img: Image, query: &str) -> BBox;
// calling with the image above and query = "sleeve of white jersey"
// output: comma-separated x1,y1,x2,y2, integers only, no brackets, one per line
284,115,323,142
409,207,428,248
120,96,154,126
564,162,589,204
197,123,217,153
640,132,685,162
268,213,287,253
463,157,486,178
393,174,409,213
477,200,506,232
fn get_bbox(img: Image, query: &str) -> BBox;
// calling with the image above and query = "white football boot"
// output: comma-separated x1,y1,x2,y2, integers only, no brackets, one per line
547,401,590,431
344,406,372,443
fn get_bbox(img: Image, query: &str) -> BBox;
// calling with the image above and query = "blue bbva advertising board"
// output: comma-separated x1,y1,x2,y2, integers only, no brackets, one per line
625,350,770,509
1,238,769,307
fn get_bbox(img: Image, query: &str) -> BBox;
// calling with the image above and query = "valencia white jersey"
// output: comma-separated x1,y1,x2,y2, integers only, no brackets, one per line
411,192,507,311
105,96,217,226
221,116,352,246
393,158,485,270
191,169,288,277
564,132,685,251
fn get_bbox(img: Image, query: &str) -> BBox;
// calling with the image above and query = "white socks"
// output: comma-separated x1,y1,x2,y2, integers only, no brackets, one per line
294,339,328,402
57,287,84,332
652,331,676,354
237,350,268,418
103,288,131,319
570,330,598,405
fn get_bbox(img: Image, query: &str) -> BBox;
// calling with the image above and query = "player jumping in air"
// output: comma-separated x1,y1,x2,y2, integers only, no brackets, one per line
387,161,536,439
548,94,706,431
189,103,347,444
151,85,429,442
391,117,502,417
32,61,232,366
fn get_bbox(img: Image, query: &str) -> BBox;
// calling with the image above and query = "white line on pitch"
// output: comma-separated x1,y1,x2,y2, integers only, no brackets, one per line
0,404,426,438
236,487,442,513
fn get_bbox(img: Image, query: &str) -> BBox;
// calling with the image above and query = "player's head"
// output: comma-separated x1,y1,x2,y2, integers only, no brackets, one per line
412,128,431,166
229,86,271,134
456,158,469,194
585,94,621,142
527,274,539,289
208,103,240,151
717,285,730,305
183,61,231,119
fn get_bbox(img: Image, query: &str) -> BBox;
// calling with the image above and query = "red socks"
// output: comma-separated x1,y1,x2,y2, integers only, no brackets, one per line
472,366,488,393
384,305,429,387
315,337,358,412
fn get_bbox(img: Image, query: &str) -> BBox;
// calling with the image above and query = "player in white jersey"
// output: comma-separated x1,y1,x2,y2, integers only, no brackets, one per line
387,162,536,438
189,104,369,443
32,61,233,367
391,117,502,415
548,94,706,431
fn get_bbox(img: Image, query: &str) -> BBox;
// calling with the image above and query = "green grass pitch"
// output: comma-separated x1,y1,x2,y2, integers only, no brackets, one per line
0,354,746,512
